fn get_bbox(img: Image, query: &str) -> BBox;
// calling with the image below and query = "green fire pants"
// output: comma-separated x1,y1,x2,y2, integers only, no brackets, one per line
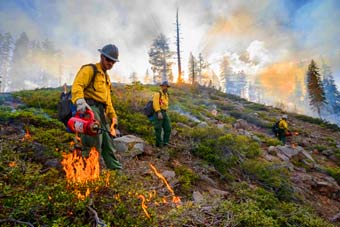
278,130,287,145
81,105,122,170
152,110,171,147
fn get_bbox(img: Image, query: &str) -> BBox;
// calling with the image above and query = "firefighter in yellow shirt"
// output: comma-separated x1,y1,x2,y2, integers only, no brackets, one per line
152,81,171,147
278,115,289,145
71,44,122,170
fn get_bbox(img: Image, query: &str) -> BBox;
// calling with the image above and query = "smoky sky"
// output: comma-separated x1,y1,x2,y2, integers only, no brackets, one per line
0,0,339,86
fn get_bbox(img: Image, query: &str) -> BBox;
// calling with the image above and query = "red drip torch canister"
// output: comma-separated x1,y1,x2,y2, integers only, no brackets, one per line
67,109,100,136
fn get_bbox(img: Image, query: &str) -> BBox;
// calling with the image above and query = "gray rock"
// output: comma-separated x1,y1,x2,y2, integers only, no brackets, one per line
251,135,261,143
268,146,277,155
197,122,208,128
321,149,333,157
133,143,144,153
233,119,249,130
330,212,340,223
113,135,145,153
199,174,218,187
277,145,299,159
162,170,176,180
44,159,62,169
207,187,229,197
193,191,204,203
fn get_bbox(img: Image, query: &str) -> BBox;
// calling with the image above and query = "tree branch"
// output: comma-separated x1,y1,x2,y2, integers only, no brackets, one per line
0,218,34,227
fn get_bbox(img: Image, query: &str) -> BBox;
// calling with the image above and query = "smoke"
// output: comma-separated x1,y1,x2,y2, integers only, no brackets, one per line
0,0,339,89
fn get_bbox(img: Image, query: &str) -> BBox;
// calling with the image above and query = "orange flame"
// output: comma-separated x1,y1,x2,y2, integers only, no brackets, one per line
149,164,181,206
104,171,110,187
22,128,32,141
61,147,100,200
61,147,100,184
8,161,16,167
138,195,151,219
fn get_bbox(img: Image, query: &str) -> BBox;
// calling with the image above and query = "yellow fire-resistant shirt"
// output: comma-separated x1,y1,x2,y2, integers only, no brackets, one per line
279,119,288,133
153,90,169,112
71,63,117,119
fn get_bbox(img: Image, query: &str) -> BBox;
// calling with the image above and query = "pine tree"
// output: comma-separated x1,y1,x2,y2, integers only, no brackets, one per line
175,8,184,84
219,56,231,93
321,63,340,113
197,53,208,85
143,69,152,84
188,52,198,85
148,33,173,84
10,32,30,90
0,33,13,92
129,72,138,83
291,74,306,113
306,60,326,118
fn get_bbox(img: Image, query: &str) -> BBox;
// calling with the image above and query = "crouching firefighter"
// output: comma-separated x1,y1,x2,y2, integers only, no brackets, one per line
71,44,122,170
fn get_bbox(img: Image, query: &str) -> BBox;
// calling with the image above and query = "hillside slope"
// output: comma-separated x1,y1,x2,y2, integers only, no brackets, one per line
0,83,339,227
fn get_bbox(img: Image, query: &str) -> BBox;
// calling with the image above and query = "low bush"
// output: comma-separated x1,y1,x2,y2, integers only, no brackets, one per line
241,160,295,201
174,165,199,195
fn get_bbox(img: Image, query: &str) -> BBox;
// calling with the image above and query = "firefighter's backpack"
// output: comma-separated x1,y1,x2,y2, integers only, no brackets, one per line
143,91,164,119
272,120,281,136
57,64,98,126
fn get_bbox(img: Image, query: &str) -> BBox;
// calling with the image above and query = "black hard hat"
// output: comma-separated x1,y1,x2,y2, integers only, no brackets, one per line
160,81,171,87
98,44,119,62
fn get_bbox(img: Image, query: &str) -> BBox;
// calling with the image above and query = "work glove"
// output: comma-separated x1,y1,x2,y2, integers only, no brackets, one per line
76,98,92,113
157,111,163,120
110,117,118,137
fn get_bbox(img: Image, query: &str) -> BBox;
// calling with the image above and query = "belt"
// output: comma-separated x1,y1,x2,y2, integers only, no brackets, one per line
161,109,167,112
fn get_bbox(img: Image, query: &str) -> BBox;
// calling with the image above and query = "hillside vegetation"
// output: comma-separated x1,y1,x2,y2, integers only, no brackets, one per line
0,83,339,227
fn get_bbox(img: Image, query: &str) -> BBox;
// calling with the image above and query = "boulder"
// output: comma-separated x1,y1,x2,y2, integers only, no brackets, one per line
113,135,145,157
277,145,299,159
269,145,316,168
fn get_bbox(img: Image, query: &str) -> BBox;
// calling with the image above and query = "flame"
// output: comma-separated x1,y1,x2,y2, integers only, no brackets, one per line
61,147,100,200
138,195,151,219
61,147,100,184
294,132,299,135
149,164,181,206
8,161,16,167
22,128,32,141
105,171,110,187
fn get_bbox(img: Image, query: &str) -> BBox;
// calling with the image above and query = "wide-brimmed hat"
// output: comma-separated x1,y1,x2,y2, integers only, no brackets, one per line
160,81,171,87
98,44,119,62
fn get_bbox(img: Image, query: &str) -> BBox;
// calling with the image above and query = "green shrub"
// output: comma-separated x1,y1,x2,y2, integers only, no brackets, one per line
325,166,340,184
264,137,282,146
294,114,340,131
174,165,199,195
241,160,295,201
192,132,261,179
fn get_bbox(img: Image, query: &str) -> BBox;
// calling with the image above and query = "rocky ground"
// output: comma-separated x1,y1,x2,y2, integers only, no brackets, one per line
1,87,339,226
